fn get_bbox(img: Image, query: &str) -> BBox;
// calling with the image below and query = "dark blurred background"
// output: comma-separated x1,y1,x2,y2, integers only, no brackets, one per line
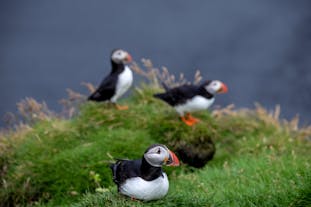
1,0,311,126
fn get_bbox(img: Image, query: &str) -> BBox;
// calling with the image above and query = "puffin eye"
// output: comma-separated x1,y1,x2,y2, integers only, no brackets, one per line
157,148,161,154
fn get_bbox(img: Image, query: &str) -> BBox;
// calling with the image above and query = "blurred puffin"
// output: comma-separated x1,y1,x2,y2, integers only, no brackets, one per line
154,80,228,126
88,49,133,110
110,144,180,201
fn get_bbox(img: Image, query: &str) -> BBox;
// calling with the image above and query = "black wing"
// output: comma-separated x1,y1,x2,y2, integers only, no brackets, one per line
88,73,118,102
154,84,200,106
110,159,142,188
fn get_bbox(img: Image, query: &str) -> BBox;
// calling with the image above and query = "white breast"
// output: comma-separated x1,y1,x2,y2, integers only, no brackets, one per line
175,95,215,116
119,173,169,201
111,66,133,102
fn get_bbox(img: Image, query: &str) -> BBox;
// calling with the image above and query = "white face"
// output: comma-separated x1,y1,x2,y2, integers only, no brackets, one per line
111,49,131,64
144,145,170,167
205,80,223,94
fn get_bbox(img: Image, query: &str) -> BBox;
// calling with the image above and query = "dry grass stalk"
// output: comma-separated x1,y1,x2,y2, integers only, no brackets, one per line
2,112,17,127
130,59,203,89
288,115,299,131
213,103,309,135
0,131,7,152
194,70,203,85
59,88,87,118
254,103,281,128
131,60,158,87
81,82,96,93
212,104,236,117
0,122,33,155
273,105,281,121
17,97,53,123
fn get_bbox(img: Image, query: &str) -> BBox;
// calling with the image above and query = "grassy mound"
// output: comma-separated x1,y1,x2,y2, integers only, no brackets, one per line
1,86,311,206
0,76,311,206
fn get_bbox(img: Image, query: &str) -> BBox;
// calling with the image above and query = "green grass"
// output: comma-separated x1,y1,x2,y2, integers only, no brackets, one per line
0,86,310,207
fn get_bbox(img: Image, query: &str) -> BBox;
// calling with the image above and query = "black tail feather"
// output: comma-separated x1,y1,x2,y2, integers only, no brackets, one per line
88,91,101,101
109,159,127,185
160,81,170,92
153,93,166,100
110,162,119,185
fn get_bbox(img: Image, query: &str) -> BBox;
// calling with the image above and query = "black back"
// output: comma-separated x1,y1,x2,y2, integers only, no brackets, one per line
110,157,163,190
88,61,125,101
154,83,214,106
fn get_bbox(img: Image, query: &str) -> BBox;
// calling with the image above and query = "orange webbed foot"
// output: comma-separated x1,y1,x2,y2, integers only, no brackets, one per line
181,116,197,126
115,104,129,110
186,113,200,123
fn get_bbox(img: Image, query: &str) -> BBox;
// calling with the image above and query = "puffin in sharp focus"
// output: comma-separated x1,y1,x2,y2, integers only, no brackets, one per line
88,49,133,110
110,144,180,201
154,80,228,126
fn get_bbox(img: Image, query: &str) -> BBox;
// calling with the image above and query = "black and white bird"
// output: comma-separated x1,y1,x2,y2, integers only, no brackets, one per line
110,144,180,201
154,80,228,126
88,49,133,110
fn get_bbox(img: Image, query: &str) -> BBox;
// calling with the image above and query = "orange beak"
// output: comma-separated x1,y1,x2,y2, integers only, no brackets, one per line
125,53,132,63
166,150,180,166
218,83,228,93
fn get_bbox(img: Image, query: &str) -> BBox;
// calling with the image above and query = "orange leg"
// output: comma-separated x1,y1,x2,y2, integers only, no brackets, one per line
114,103,129,110
186,113,200,123
131,197,140,201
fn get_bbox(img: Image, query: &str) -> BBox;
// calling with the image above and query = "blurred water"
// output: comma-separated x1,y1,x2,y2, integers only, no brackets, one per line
1,0,311,126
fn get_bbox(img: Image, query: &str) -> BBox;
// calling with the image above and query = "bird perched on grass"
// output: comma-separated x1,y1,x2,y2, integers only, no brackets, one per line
88,49,133,110
110,144,180,201
154,80,228,126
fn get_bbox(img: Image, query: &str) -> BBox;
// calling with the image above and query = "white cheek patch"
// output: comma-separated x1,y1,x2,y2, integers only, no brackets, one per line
144,154,164,167
112,51,127,63
206,81,221,93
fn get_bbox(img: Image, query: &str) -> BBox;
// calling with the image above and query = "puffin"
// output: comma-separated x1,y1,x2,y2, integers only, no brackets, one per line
88,49,133,110
110,144,180,201
154,80,228,126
